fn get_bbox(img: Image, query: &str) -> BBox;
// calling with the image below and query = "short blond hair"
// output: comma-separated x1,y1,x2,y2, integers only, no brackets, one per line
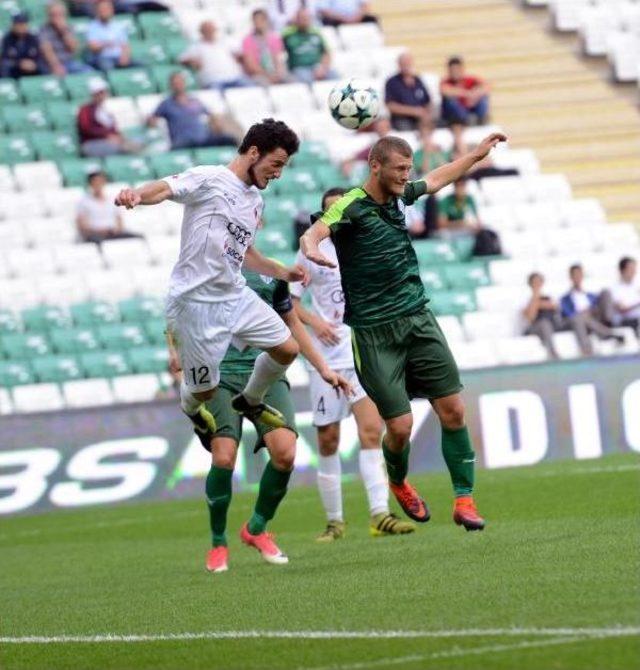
368,136,413,165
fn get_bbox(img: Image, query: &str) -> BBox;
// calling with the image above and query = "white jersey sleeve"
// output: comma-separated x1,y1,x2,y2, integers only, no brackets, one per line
163,167,212,205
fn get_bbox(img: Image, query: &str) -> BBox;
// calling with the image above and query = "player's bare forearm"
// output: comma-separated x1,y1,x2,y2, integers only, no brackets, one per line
300,222,335,268
243,246,287,280
291,297,315,327
425,132,507,193
282,309,327,375
114,180,172,208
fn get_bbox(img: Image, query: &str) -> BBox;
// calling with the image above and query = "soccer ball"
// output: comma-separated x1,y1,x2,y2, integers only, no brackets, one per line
328,79,380,130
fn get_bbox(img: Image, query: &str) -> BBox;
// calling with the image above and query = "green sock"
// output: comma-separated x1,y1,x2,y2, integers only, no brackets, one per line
382,440,410,485
206,465,233,547
441,425,475,496
247,461,292,535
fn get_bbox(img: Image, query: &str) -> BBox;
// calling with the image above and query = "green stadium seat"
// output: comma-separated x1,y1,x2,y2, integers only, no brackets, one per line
443,262,491,289
119,296,165,322
50,327,100,354
294,141,331,166
149,151,193,178
452,235,476,262
294,191,324,214
68,17,92,43
59,157,103,187
312,163,346,189
256,231,290,257
129,39,172,65
0,78,20,105
193,146,237,165
21,306,72,332
80,351,132,378
107,67,156,97
413,240,458,266
32,355,82,383
0,135,35,165
275,170,318,196
143,319,167,345
97,323,147,350
0,309,21,335
166,37,189,62
47,100,80,130
263,198,297,227
127,346,168,373
64,72,101,100
0,360,35,387
18,75,66,104
138,11,182,39
151,65,196,92
429,290,477,316
31,130,79,161
420,268,447,292
1,104,50,132
0,135,36,165
20,0,48,24
71,301,120,327
104,155,154,183
112,14,140,39
1,333,51,360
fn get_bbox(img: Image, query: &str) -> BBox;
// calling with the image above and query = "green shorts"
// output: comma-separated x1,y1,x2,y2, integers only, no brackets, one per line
204,372,297,452
351,306,462,420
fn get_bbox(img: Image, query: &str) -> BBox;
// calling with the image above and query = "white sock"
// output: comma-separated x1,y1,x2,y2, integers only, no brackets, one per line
359,449,389,517
242,352,290,405
317,453,343,522
180,380,201,415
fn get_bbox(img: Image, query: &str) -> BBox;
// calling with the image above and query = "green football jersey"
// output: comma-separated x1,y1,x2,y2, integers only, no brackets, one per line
320,181,428,327
220,271,292,375
282,27,326,69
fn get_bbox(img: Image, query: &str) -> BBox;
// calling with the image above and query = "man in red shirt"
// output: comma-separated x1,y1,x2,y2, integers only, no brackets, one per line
440,56,490,127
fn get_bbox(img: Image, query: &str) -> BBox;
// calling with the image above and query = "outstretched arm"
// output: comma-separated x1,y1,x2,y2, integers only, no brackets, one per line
300,221,335,268
243,245,308,283
114,180,173,209
425,132,507,194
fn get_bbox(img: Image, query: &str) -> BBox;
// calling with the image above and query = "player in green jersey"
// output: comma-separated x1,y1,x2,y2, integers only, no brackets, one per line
170,268,352,573
300,132,506,531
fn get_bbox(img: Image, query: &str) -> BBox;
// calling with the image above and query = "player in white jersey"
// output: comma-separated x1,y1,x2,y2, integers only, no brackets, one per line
115,119,348,447
291,188,415,540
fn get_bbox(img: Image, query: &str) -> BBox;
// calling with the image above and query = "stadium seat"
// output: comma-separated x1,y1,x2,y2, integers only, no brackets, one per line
420,268,447,292
0,278,42,310
443,262,491,289
593,327,639,356
119,296,165,323
13,161,62,191
80,351,132,378
552,331,583,359
138,11,183,39
12,383,65,413
127,346,169,373
151,65,196,92
129,39,172,66
0,360,35,387
86,269,136,302
338,22,384,49
435,315,466,343
107,68,157,97
21,305,72,332
494,335,548,365
37,274,91,307
475,285,529,312
53,244,104,273
30,130,79,161
449,340,500,370
0,309,21,334
50,327,100,354
18,75,66,104
0,164,15,191
511,202,564,230
0,387,13,414
62,378,114,408
103,155,154,183
146,235,180,266
112,373,161,403
135,93,164,119
1,104,50,133
428,290,477,316
64,73,101,100
0,78,19,105
97,323,147,350
523,174,573,202
6,248,56,278
103,97,142,129
143,318,166,345
0,225,27,253
149,151,193,177
480,176,528,205
0,332,51,359
193,146,238,166
462,311,520,340
559,198,607,226
0,135,36,164
101,238,151,268
270,83,316,114
131,265,172,297
40,188,84,218
47,100,80,131
71,300,119,326
0,191,47,221
32,355,83,383
225,87,272,118
413,240,458,265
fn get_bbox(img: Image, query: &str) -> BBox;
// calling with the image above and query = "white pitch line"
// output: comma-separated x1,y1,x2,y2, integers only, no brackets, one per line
1,627,639,645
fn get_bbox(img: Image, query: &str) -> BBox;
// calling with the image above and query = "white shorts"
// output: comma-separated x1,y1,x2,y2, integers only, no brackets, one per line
309,367,368,427
166,286,291,392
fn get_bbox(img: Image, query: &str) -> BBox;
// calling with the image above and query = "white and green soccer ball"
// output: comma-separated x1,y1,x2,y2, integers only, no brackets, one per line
328,79,380,130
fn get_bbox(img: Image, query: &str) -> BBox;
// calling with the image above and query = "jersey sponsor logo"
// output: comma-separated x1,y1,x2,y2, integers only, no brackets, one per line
223,241,244,265
331,288,345,304
226,220,252,247
223,191,237,206
259,274,274,284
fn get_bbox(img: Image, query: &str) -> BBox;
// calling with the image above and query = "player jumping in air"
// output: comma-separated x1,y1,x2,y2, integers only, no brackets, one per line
169,268,351,572
291,188,415,541
300,132,507,531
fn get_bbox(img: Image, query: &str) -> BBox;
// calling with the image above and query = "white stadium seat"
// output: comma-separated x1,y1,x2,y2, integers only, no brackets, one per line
269,83,316,114
492,148,541,175
63,378,115,408
436,316,466,343
494,335,548,365
511,202,564,230
41,187,84,218
225,87,272,117
463,310,522,340
552,331,583,359
489,258,536,285
0,225,28,253
0,278,42,309
112,374,161,403
192,88,227,115
12,383,65,413
25,217,77,248
592,327,639,356
320,26,342,53
338,23,384,49
0,388,13,415
131,265,172,297
333,49,378,78
450,340,500,370
147,235,180,266
13,161,62,191
101,238,151,268
6,247,57,278
480,175,528,205
523,174,572,202
0,191,47,220
104,96,142,129
136,93,164,120
544,227,597,256
0,165,16,192
559,198,607,226
37,273,91,306
54,244,104,273
86,269,136,302
475,286,530,313
500,230,547,258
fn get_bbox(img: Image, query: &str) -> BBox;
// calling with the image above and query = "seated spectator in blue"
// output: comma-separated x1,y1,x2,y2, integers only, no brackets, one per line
40,2,94,75
283,8,337,84
440,56,490,127
149,72,237,150
317,0,378,26
384,52,432,131
86,0,134,71
0,12,44,78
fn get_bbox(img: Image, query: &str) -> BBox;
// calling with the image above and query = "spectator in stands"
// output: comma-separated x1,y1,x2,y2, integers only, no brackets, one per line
76,171,141,244
413,122,453,176
560,264,623,355
149,72,237,150
610,256,640,335
86,0,134,71
440,56,490,127
317,0,378,26
384,52,432,131
77,77,137,157
282,8,337,84
436,178,480,236
40,2,94,75
268,0,319,32
522,272,562,359
242,9,290,86
69,1,168,16
0,12,44,79
180,20,249,91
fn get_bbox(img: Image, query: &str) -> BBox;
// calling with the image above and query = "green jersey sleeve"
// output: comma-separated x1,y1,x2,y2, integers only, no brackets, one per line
319,187,367,230
402,180,428,206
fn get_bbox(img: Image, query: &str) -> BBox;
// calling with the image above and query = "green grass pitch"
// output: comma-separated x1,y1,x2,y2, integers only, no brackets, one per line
1,453,639,670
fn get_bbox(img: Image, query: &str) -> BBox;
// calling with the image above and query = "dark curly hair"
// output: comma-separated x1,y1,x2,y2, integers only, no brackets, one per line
238,118,300,157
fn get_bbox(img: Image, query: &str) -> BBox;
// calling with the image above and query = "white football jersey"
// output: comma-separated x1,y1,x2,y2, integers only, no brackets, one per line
164,165,263,303
291,239,354,370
